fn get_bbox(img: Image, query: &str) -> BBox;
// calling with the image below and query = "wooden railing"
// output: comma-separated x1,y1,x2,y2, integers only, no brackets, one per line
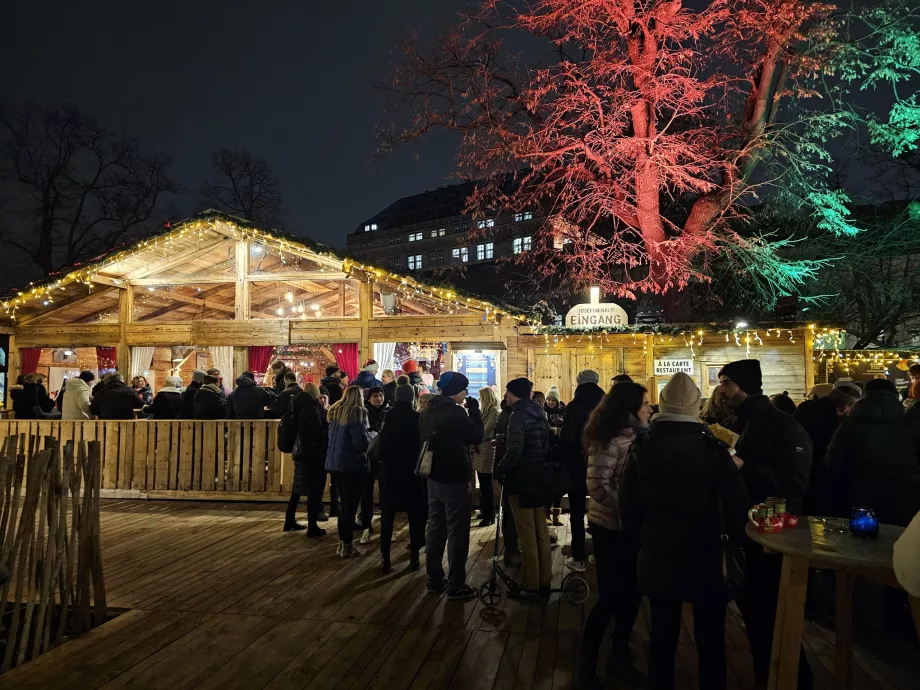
0,421,292,498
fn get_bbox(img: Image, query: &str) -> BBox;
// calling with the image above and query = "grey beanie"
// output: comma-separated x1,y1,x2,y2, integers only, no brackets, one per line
659,372,702,417
191,369,206,384
576,370,600,385
165,376,183,389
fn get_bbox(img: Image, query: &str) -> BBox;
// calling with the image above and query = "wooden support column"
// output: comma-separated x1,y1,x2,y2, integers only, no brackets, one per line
804,327,815,397
233,346,248,388
235,238,250,321
358,279,372,363
645,334,657,403
117,285,134,375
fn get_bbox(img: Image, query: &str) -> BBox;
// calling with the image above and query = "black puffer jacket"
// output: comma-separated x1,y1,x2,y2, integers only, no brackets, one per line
14,383,58,419
498,399,551,481
291,393,327,495
180,381,201,419
378,401,425,512
793,396,842,516
320,375,343,405
620,419,750,600
559,382,605,484
733,394,812,515
193,384,226,420
366,401,388,432
90,381,142,420
146,390,183,419
826,390,920,526
420,395,484,484
227,375,275,419
272,384,302,419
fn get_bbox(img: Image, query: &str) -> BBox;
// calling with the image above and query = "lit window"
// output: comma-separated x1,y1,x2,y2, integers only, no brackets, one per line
408,232,424,242
563,237,573,246
364,224,370,232
431,229,438,238
514,212,533,222
513,236,532,254
439,228,446,236
364,223,378,232
476,219,495,229
452,247,469,263
476,242,494,260
408,254,423,270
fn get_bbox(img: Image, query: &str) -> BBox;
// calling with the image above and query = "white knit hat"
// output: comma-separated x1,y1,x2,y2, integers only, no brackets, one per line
659,372,702,417
546,386,561,401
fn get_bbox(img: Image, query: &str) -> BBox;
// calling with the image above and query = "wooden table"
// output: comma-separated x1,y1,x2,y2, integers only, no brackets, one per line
747,519,920,690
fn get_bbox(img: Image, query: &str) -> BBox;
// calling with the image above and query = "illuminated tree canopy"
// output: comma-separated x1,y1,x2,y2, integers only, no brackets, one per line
381,0,920,301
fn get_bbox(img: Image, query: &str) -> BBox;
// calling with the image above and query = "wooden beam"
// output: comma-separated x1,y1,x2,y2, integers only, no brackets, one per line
131,275,236,286
124,237,228,280
117,285,134,374
129,271,349,287
248,287,341,317
247,272,348,282
134,285,236,321
235,238,250,321
209,219,345,272
90,274,128,289
359,279,372,363
17,287,118,326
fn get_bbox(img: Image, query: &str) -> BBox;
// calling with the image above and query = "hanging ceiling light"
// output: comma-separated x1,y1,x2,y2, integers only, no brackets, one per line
285,292,294,302
276,307,284,316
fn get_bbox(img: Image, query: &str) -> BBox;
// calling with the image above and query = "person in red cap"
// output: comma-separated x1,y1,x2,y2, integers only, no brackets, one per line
402,359,424,388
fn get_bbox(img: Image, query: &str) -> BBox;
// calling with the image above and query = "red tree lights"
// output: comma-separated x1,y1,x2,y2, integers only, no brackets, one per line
380,0,919,302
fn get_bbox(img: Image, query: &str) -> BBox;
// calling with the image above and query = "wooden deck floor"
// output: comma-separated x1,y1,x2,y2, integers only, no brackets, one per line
3,500,918,689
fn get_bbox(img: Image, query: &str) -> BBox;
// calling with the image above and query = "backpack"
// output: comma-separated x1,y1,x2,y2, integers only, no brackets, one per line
277,394,299,453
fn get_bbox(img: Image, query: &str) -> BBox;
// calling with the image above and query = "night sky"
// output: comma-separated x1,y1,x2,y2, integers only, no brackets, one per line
1,1,465,252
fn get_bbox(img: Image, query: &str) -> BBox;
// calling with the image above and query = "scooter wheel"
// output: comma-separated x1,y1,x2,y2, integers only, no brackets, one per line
561,573,589,604
479,581,503,607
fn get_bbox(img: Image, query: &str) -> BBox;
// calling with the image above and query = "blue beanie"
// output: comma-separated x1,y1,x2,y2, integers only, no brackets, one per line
437,371,469,396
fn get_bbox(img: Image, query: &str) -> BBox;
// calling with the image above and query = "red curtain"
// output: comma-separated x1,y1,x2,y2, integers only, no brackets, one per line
20,348,42,375
248,346,274,375
334,343,360,381
96,346,117,374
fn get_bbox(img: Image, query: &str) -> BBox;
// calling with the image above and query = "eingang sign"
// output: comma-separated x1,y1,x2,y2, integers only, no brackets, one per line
564,303,628,328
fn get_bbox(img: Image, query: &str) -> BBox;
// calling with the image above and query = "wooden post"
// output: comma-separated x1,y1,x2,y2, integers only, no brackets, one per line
117,285,133,375
233,346,248,386
803,327,815,397
835,570,855,690
358,279,372,363
235,238,250,321
645,334,657,404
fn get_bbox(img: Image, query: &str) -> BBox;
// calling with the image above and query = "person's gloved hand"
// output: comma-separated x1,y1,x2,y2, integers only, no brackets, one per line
465,397,480,412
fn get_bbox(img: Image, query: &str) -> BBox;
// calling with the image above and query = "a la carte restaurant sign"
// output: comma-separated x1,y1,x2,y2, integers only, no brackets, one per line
564,303,629,328
654,359,695,376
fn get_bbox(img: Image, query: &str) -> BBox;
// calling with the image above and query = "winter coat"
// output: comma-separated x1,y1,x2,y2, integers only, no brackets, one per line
353,370,378,389
406,371,424,388
793,396,842,516
366,402,388,432
544,401,566,428
378,401,425,511
291,393,327,495
325,407,373,475
8,385,23,415
14,383,58,419
559,382,605,484
586,427,636,531
498,399,551,487
493,405,511,468
826,390,920,526
320,375,343,405
420,395,484,484
473,404,499,474
62,377,93,420
180,381,201,419
620,418,750,601
90,381,142,420
133,385,153,407
193,384,226,420
272,366,291,395
383,380,397,404
733,394,813,515
145,388,183,419
272,384,302,419
227,375,274,419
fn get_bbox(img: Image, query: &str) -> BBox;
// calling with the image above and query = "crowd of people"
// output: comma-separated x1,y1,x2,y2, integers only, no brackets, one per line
7,354,920,689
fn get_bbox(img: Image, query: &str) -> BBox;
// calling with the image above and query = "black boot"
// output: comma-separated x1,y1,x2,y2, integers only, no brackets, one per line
283,521,308,532
409,548,420,572
381,551,392,574
328,502,340,518
306,523,326,538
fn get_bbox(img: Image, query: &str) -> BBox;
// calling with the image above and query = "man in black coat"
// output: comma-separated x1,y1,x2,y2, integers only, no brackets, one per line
272,372,302,418
420,371,484,600
286,387,328,537
90,373,143,420
559,369,606,570
794,381,861,515
826,378,920,527
720,358,814,689
192,375,226,419
320,366,344,405
227,372,275,418
180,370,205,418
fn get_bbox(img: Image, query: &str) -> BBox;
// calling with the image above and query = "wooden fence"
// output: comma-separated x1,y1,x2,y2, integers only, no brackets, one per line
0,421,292,499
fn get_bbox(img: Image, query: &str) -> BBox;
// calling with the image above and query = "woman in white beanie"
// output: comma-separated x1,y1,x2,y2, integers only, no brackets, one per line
620,372,749,690
145,376,184,419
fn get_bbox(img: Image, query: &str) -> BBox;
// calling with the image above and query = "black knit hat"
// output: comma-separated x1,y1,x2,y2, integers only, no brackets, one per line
864,378,897,394
506,377,534,400
78,371,96,383
395,385,416,403
719,359,763,395
325,365,340,377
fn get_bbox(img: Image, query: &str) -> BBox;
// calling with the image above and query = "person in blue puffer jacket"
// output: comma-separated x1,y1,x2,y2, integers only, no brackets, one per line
352,359,380,389
325,385,374,557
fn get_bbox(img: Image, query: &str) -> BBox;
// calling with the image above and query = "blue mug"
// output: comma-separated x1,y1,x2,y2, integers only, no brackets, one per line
849,506,879,538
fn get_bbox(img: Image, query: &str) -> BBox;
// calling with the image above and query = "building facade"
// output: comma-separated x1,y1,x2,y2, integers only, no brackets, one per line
346,182,542,282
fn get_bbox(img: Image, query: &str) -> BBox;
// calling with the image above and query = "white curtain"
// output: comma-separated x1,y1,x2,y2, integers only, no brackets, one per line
209,346,234,389
130,347,156,393
373,342,397,374
48,368,79,400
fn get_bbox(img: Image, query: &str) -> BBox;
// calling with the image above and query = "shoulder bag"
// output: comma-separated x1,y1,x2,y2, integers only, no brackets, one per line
277,395,299,453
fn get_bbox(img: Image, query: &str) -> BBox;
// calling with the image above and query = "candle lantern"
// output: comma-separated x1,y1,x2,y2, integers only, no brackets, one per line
849,506,879,538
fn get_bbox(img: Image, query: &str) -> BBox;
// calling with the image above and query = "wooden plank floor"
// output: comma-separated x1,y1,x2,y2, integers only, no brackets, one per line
3,500,918,689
